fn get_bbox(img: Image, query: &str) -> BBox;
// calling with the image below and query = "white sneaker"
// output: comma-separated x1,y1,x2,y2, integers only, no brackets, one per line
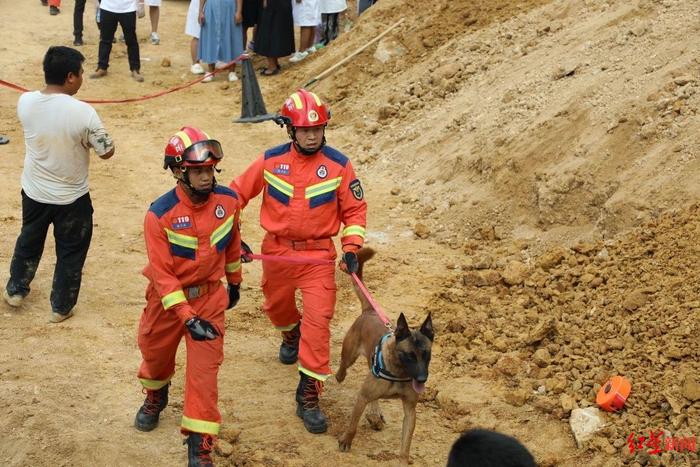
228,71,238,82
191,63,205,74
3,290,23,307
305,46,317,54
214,61,229,70
201,73,214,83
150,31,160,45
289,51,308,63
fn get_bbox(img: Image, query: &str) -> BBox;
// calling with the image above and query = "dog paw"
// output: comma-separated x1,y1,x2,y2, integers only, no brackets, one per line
338,434,353,452
365,413,385,431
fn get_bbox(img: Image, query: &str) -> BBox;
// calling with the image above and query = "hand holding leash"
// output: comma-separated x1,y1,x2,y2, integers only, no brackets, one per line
185,317,219,341
340,251,359,274
240,240,253,263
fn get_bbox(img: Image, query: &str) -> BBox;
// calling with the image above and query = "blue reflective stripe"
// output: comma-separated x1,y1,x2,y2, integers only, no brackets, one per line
213,185,238,199
214,229,232,253
171,244,196,260
321,146,348,167
267,184,290,205
264,143,292,160
309,191,336,208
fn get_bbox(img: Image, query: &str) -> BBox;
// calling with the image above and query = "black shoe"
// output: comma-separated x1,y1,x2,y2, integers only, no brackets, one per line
295,372,328,434
134,384,169,431
279,322,300,365
49,5,59,15
40,0,47,5
185,433,215,467
73,37,83,46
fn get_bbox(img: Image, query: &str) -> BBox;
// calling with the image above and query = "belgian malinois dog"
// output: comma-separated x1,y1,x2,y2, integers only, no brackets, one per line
336,248,434,465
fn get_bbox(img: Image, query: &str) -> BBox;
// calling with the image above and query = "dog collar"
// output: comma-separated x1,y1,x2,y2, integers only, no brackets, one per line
371,333,412,383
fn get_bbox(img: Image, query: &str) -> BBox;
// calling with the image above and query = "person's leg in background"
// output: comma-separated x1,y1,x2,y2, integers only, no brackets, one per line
118,11,144,81
49,193,93,322
148,0,161,44
48,0,61,15
91,7,119,78
5,191,53,306
73,0,87,45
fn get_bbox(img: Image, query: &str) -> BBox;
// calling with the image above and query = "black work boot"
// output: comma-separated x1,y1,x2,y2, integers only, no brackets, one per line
295,372,328,433
279,322,301,365
185,432,215,467
134,384,169,431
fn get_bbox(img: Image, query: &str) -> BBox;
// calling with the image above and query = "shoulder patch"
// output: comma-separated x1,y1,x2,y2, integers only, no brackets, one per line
213,185,239,199
264,143,292,160
349,179,364,201
321,146,348,168
149,188,179,218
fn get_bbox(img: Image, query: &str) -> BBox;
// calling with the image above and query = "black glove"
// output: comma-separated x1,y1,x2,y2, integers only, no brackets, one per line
341,251,359,274
240,240,253,263
227,283,240,309
185,317,219,341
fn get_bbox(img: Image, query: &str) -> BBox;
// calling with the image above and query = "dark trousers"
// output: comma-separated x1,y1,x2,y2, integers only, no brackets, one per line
73,0,87,39
321,13,339,45
97,9,140,72
6,191,94,315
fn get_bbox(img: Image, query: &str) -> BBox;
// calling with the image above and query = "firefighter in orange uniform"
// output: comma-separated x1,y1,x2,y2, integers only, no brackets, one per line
134,127,242,467
231,89,367,434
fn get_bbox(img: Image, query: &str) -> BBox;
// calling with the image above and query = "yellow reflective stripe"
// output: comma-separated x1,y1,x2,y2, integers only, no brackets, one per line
225,260,241,273
275,322,300,331
210,215,234,247
175,131,193,148
342,225,366,239
308,91,322,106
181,416,220,435
139,377,170,390
298,365,330,381
162,290,186,309
263,170,294,197
305,177,342,198
165,229,198,249
290,92,303,109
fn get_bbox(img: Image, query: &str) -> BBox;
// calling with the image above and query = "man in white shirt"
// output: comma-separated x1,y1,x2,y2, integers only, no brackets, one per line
4,46,115,323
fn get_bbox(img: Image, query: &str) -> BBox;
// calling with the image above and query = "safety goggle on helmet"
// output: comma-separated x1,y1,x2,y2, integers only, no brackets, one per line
163,126,223,170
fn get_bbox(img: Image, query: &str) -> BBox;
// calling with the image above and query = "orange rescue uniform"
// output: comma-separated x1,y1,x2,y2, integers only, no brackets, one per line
137,184,242,436
231,142,367,380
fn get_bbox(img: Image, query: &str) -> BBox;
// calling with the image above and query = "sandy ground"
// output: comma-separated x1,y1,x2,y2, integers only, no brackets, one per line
0,0,698,466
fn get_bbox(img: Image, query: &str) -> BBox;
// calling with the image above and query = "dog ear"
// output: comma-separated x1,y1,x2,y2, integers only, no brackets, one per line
420,312,434,341
395,313,410,341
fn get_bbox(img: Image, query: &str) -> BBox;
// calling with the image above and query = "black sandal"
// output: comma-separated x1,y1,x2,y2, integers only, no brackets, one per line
260,67,281,76
0,136,9,145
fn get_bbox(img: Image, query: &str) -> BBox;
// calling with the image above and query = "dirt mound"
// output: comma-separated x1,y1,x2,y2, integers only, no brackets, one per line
430,204,700,464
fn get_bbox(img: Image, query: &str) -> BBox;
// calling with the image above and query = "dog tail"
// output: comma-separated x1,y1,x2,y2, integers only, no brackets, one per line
353,247,376,313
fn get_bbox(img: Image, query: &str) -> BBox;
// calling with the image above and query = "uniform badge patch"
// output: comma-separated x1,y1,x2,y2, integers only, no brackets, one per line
316,164,328,179
273,163,290,176
172,215,192,230
215,204,225,219
349,179,364,200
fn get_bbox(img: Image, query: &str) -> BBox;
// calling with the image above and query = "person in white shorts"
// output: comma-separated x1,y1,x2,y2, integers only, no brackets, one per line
290,0,321,63
185,0,204,74
145,0,161,44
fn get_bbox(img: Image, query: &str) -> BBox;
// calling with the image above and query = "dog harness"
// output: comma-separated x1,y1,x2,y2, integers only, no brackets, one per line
371,333,412,383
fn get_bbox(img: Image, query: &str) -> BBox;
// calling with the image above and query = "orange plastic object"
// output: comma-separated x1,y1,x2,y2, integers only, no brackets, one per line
596,376,631,412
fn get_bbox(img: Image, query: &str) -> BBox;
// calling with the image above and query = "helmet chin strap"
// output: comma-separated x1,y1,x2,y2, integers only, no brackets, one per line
288,126,326,156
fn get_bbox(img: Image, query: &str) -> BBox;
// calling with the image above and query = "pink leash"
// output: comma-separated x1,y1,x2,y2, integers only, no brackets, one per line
245,251,393,330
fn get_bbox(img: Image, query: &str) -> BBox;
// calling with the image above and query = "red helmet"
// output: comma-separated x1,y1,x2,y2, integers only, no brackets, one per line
279,89,330,128
163,126,223,170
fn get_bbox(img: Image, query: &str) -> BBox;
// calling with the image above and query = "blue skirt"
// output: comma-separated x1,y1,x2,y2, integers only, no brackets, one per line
198,0,244,64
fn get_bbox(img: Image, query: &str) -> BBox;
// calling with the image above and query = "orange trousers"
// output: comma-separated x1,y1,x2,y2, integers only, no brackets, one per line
137,282,227,436
261,233,337,380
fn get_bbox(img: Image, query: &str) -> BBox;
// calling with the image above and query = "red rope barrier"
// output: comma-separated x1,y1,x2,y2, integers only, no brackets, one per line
0,54,248,105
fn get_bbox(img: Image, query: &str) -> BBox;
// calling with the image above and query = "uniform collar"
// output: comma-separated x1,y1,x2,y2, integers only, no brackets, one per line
175,183,211,209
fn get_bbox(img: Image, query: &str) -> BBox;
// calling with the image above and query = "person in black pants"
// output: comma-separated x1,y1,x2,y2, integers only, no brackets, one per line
73,0,88,46
90,1,144,82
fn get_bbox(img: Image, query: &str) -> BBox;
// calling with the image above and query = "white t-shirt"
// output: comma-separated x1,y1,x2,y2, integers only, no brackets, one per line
293,0,321,27
320,0,347,14
18,91,113,205
99,0,138,13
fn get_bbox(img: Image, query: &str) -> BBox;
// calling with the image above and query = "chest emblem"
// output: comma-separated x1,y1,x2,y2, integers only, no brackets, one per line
215,204,225,219
316,164,328,179
172,215,192,230
273,163,290,176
